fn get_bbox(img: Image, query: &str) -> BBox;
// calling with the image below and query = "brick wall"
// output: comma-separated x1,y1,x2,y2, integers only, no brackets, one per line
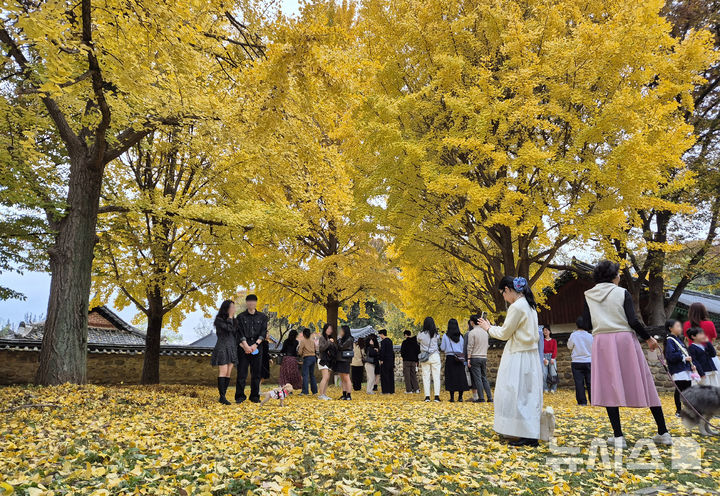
0,340,673,391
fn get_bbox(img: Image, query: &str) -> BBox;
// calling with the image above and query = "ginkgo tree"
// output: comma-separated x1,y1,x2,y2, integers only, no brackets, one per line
92,123,294,384
0,0,265,384
602,0,720,325
355,0,715,320
232,1,399,332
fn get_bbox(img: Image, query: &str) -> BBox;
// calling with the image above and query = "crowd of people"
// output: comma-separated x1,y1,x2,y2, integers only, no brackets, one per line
210,263,718,449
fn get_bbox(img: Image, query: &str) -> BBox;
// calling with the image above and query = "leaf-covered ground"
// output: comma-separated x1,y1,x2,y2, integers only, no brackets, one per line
1,384,719,495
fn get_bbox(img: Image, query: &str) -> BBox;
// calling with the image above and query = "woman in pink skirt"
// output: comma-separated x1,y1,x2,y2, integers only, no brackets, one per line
580,261,671,448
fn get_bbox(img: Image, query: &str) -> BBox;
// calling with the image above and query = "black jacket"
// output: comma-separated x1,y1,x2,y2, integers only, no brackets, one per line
281,338,298,356
336,334,354,363
688,342,717,377
400,336,420,362
236,310,268,346
379,337,394,365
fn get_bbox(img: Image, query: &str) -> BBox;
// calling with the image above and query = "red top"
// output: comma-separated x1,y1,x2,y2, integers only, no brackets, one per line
543,338,557,359
683,320,717,342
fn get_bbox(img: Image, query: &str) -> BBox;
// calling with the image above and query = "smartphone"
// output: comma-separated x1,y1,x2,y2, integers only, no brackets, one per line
480,311,487,320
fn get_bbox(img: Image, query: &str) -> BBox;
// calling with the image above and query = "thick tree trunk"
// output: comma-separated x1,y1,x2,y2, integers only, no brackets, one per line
646,262,668,326
141,295,164,384
645,211,671,327
326,300,339,334
36,157,105,385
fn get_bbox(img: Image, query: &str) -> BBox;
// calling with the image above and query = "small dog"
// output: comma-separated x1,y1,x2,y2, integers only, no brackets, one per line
679,385,720,436
540,406,556,441
260,383,294,407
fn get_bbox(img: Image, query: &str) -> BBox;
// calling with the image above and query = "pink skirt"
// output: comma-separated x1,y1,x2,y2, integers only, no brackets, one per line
591,331,661,408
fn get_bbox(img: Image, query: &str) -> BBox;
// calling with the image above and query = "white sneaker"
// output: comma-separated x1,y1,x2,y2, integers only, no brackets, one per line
606,436,627,449
415,390,420,394
652,432,673,446
319,395,330,400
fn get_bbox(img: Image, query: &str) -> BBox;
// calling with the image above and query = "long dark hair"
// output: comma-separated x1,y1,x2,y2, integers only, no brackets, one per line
688,303,710,327
498,276,537,310
286,329,298,342
366,334,379,349
422,317,437,338
446,318,461,343
216,299,234,319
322,323,335,340
339,324,352,343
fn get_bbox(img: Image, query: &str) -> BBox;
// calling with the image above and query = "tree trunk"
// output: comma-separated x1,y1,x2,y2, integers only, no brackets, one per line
141,294,164,384
326,300,339,334
646,261,668,326
645,211,671,326
36,156,105,385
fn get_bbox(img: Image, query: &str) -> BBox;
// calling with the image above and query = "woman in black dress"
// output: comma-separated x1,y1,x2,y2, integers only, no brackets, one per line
260,337,271,384
440,318,470,401
335,325,354,400
279,329,303,390
211,300,239,404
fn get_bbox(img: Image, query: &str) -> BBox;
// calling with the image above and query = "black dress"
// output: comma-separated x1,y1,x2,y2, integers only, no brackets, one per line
443,336,469,392
379,337,395,394
334,335,353,374
260,339,271,379
211,317,239,366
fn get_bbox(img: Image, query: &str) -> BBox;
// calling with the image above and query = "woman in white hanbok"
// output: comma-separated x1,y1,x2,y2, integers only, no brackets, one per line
479,276,543,447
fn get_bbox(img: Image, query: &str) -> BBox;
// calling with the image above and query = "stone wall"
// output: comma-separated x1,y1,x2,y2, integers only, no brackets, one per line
1,337,673,391
389,334,673,392
0,350,319,385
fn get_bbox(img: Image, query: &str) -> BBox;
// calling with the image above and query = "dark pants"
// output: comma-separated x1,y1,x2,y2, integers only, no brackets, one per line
403,361,419,392
302,356,318,394
571,362,591,405
380,363,395,394
351,365,364,391
469,358,492,401
236,348,262,402
673,380,692,414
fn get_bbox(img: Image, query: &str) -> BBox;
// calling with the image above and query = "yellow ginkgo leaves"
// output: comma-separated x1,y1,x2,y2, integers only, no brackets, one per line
1,384,719,495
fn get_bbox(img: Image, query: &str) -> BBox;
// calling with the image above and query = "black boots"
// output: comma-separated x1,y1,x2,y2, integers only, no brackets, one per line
218,377,231,405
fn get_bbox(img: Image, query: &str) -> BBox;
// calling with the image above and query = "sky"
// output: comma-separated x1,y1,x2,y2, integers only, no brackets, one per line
0,0,303,344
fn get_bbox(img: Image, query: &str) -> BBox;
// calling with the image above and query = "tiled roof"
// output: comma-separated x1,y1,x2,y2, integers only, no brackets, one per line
0,339,288,357
15,306,146,346
675,289,720,316
188,333,217,348
20,322,146,346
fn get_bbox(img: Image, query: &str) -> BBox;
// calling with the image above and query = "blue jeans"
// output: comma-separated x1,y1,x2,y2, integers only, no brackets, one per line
543,353,557,392
302,356,318,394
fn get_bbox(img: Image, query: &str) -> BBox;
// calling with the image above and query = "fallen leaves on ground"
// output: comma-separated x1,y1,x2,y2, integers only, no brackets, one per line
0,385,719,495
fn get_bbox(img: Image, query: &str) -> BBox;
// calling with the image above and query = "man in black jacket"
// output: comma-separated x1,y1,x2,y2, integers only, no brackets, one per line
235,294,268,403
400,330,420,393
378,329,395,394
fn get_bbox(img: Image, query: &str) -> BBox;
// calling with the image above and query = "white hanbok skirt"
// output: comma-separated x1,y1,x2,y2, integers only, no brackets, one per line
697,370,720,388
494,348,543,439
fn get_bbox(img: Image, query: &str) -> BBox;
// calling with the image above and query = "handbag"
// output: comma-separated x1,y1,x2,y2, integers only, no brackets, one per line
447,339,465,364
363,350,375,364
419,336,433,363
342,350,354,359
